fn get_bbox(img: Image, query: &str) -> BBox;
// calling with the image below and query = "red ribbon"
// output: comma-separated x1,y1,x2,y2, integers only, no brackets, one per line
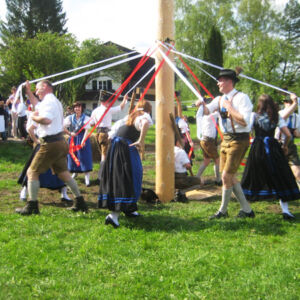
69,48,155,165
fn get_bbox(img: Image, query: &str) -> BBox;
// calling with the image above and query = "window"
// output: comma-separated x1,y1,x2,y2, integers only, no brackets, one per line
98,80,112,91
92,80,97,90
107,80,112,90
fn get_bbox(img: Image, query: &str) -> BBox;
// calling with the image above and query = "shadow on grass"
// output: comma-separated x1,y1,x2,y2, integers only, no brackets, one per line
0,140,31,165
122,212,298,236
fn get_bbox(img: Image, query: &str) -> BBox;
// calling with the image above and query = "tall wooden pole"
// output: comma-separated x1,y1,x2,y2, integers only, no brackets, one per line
155,0,174,202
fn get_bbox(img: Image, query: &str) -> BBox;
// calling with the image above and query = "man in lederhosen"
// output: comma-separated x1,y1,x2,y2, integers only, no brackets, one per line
90,93,127,181
195,69,255,219
16,80,88,215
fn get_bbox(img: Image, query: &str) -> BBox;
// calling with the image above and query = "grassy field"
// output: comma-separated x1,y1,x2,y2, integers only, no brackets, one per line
0,129,300,299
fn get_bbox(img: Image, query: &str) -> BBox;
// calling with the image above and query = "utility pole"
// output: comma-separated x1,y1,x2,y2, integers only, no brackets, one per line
155,0,175,202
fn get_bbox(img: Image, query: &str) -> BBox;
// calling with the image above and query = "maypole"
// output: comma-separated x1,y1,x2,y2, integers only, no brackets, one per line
155,0,175,202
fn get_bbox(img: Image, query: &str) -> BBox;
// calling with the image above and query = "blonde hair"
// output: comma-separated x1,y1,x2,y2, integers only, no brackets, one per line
126,100,152,126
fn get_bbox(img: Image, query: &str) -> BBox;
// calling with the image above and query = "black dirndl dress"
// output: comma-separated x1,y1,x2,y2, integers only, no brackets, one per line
98,125,143,212
241,114,300,202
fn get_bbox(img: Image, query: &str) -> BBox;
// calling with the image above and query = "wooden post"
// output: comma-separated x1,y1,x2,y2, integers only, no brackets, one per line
155,0,175,202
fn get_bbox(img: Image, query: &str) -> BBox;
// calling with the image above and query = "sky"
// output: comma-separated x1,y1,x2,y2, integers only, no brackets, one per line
0,0,289,53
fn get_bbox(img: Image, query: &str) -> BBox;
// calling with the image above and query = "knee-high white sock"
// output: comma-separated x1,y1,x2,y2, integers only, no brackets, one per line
20,186,27,200
214,164,221,182
61,186,71,200
28,180,40,202
219,187,232,214
85,173,90,185
232,183,252,213
65,178,81,198
108,211,120,225
196,163,207,178
279,200,294,216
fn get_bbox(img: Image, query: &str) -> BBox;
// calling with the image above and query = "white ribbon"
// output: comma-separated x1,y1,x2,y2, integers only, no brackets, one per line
53,53,143,86
15,51,138,102
168,46,293,95
157,47,203,102
126,65,156,95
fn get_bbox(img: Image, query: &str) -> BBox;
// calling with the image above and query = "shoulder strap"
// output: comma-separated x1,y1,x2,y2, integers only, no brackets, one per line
228,91,240,133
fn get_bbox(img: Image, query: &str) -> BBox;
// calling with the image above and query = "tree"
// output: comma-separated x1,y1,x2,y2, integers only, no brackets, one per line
0,0,67,41
202,25,223,96
0,32,77,101
174,0,300,101
62,39,130,105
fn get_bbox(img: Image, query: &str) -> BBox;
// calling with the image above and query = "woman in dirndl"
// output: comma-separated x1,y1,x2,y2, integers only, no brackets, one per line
98,100,153,227
241,94,300,220
64,102,93,186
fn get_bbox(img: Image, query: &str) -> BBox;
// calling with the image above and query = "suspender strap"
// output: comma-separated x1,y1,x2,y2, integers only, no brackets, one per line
219,91,239,133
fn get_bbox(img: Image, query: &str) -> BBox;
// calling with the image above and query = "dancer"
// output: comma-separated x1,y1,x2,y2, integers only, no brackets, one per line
276,94,300,187
90,94,127,181
64,102,93,187
98,100,153,228
241,94,300,220
174,134,201,200
18,108,71,204
196,97,221,185
15,80,87,215
195,68,255,219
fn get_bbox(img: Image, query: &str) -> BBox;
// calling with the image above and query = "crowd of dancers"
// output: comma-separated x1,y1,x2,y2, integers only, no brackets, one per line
2,67,299,227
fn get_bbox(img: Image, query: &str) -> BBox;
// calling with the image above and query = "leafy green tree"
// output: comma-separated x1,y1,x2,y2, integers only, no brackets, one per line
0,0,67,41
0,32,77,101
62,39,130,105
175,0,300,101
202,26,223,96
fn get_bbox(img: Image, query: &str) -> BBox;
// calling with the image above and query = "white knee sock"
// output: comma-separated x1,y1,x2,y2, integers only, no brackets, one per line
196,163,207,178
85,173,90,186
279,200,294,216
232,183,252,213
65,178,81,198
28,180,40,202
219,187,232,214
108,211,120,225
61,186,71,200
20,186,27,200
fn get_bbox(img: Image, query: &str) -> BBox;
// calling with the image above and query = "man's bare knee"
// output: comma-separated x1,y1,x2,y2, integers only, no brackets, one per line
27,168,39,181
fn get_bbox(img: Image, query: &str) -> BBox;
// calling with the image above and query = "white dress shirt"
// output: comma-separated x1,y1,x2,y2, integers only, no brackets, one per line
206,89,253,133
91,104,121,129
174,146,190,173
36,93,64,138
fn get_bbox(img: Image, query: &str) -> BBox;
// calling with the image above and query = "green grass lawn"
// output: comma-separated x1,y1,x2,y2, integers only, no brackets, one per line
0,135,299,299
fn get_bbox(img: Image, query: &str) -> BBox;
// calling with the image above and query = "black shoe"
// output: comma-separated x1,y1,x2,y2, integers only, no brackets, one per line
67,196,88,212
125,211,141,218
174,190,189,203
214,180,222,186
282,213,295,220
16,201,40,215
209,211,228,220
105,216,119,228
236,210,255,218
61,197,72,203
